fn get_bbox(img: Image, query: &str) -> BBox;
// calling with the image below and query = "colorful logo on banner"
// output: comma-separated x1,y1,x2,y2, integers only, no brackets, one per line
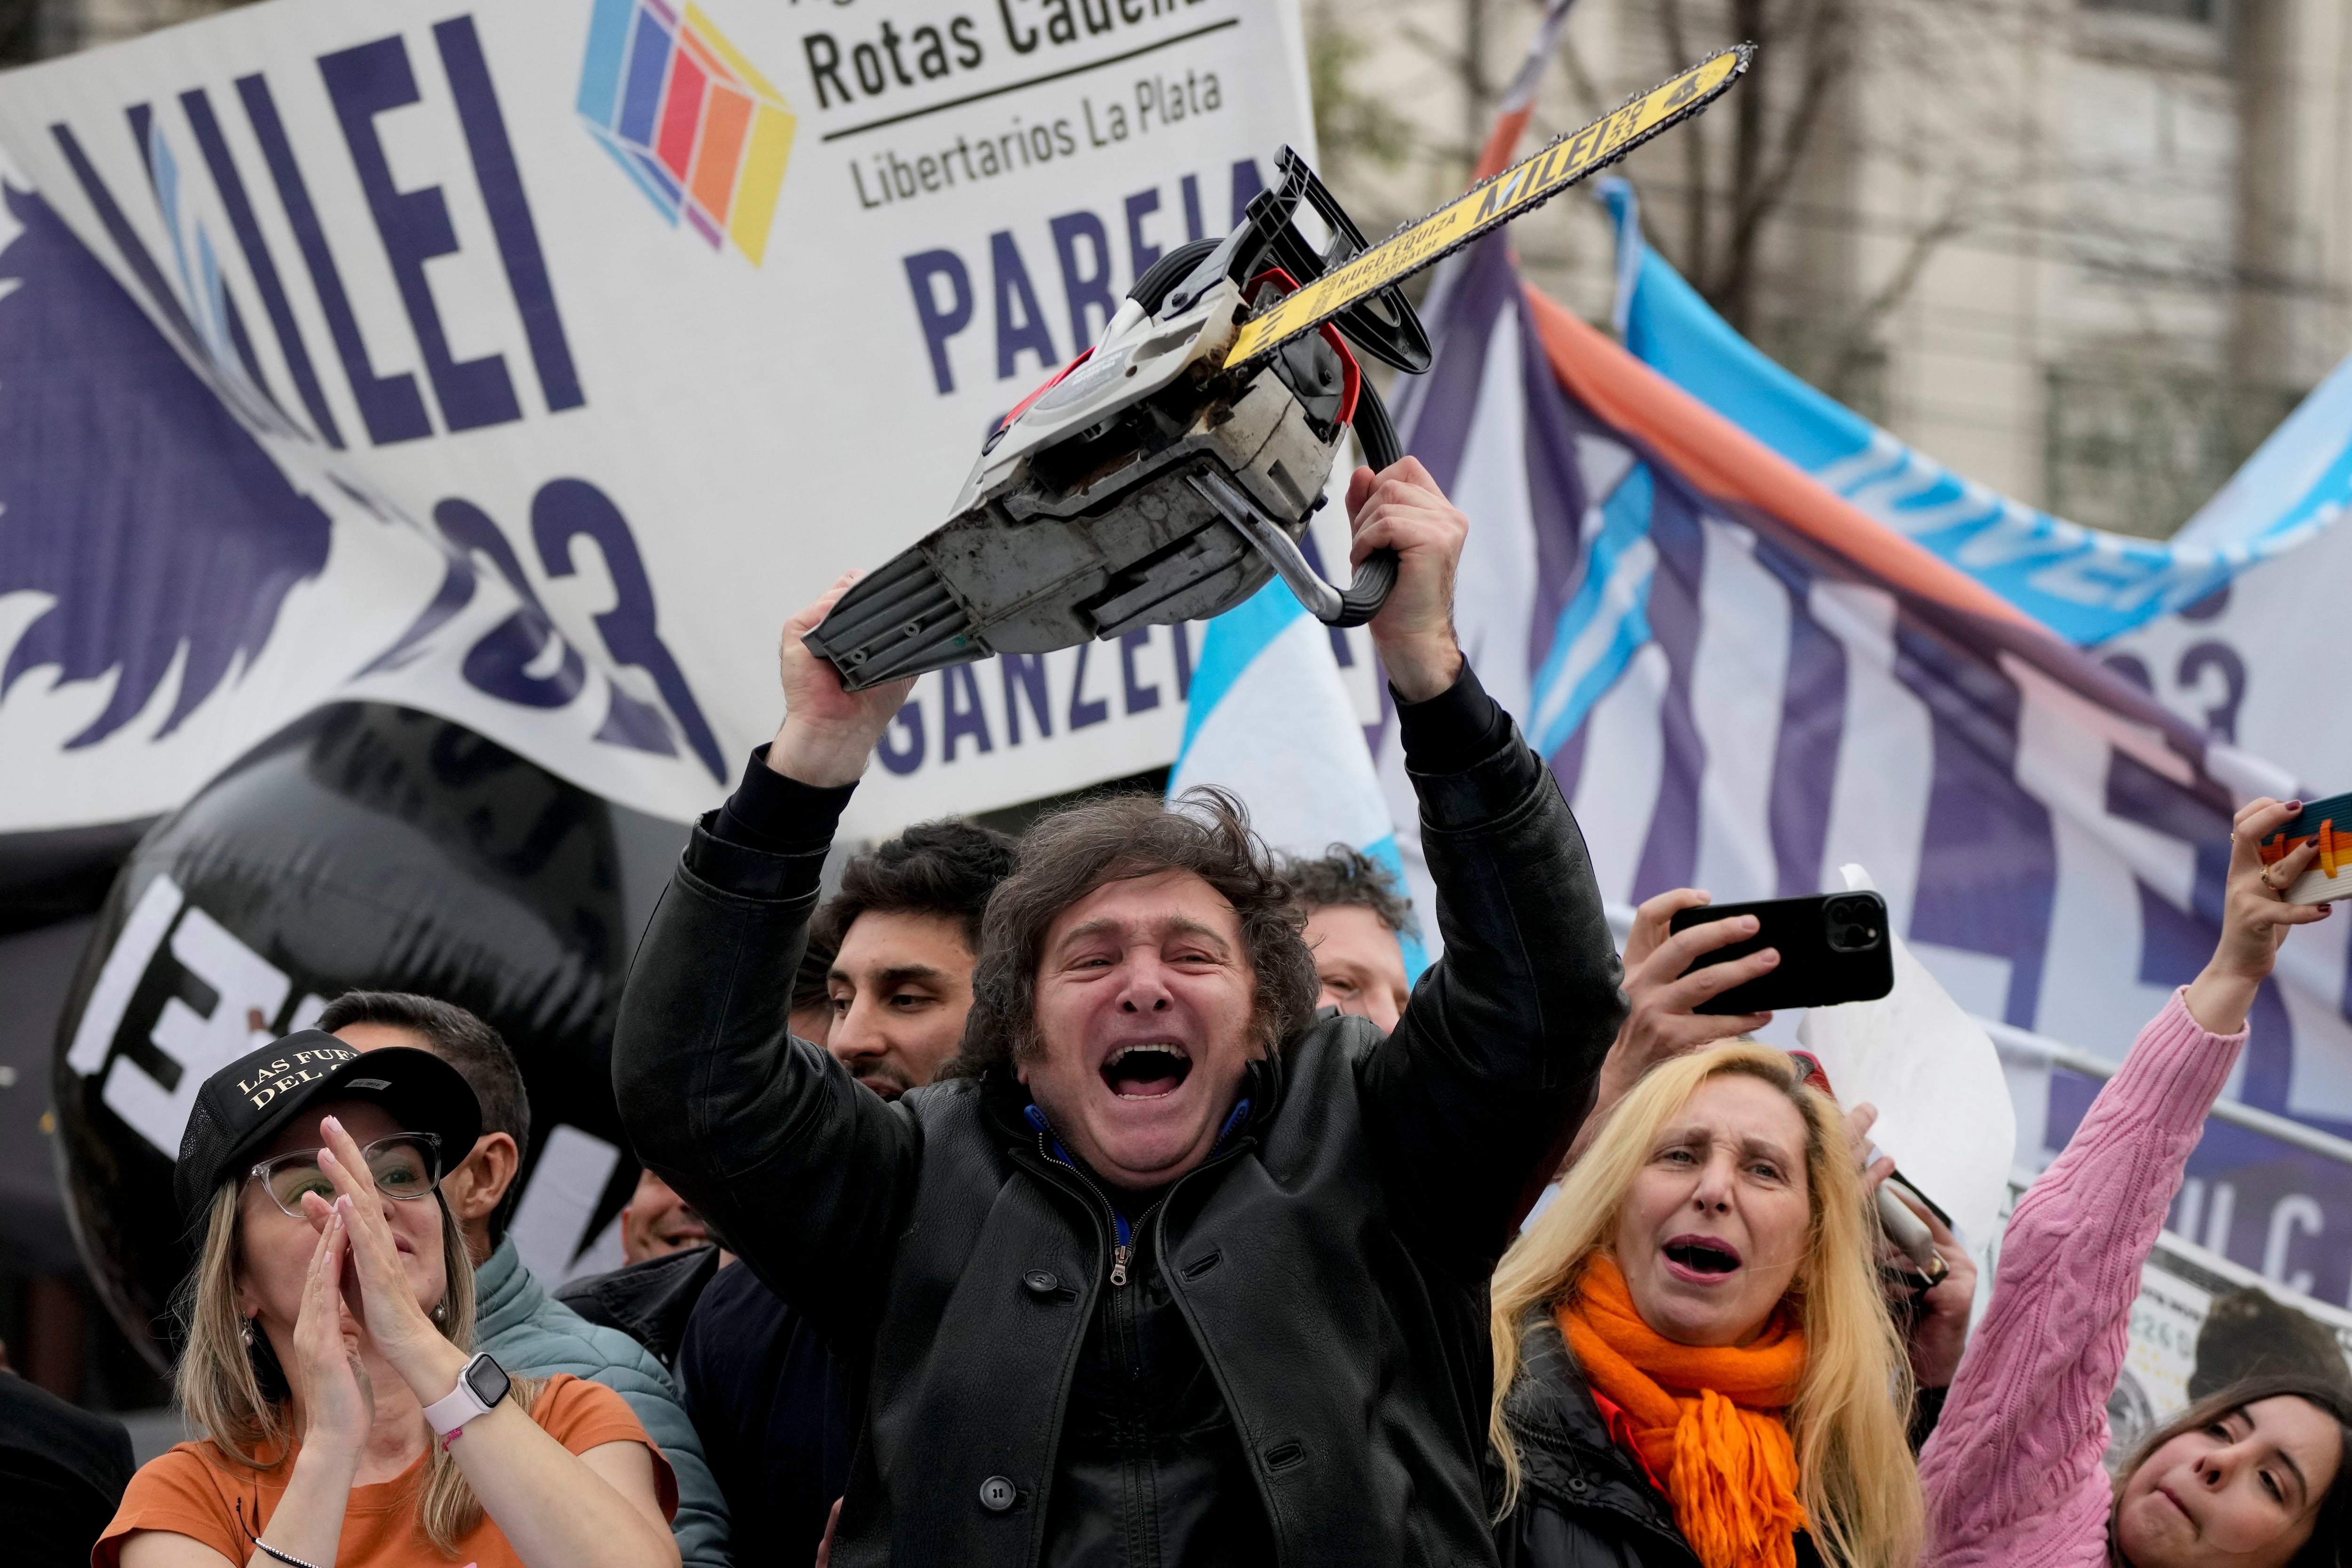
575,0,795,264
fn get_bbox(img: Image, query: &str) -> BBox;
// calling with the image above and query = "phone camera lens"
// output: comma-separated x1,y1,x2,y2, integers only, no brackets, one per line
1823,898,1883,953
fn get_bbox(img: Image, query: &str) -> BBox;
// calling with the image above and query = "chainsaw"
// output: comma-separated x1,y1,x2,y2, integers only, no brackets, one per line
806,47,1748,691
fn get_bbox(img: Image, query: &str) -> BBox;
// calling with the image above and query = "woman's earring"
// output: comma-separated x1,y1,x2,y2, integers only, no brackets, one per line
431,1300,446,1323
239,1317,254,1347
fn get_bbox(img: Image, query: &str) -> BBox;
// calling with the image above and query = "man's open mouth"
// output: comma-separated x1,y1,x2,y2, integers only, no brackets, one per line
1102,1043,1192,1099
1662,1235,1742,1275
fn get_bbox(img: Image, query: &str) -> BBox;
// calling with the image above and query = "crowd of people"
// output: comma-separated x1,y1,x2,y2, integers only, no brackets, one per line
51,459,2352,1567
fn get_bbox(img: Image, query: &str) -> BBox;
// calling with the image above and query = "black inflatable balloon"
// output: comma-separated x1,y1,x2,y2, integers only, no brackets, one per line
52,704,644,1369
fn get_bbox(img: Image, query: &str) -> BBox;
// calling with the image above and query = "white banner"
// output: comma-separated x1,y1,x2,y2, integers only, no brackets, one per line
0,0,1313,838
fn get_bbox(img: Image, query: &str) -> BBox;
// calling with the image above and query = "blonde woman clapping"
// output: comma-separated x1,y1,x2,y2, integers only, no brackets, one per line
101,1032,680,1568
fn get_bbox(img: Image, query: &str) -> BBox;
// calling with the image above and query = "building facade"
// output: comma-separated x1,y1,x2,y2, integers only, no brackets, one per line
1307,0,2352,539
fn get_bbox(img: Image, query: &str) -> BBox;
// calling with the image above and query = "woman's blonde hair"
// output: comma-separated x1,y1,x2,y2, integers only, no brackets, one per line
175,1177,541,1557
1488,1041,1923,1568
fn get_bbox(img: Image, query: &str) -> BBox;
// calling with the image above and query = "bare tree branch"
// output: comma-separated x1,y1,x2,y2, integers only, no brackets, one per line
1655,0,1708,288
1822,201,1973,400
1718,0,1852,329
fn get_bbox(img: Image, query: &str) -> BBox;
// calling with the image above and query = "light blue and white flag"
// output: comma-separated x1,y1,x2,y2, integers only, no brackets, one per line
2176,352,2352,550
1597,179,2325,645
1377,225,2352,1306
1168,569,1429,980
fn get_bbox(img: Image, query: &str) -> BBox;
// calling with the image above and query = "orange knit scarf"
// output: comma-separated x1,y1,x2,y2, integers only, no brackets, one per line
1554,1255,1809,1568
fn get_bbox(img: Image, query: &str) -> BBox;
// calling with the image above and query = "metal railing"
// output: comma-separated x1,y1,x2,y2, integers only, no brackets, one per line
1979,1015,2352,1170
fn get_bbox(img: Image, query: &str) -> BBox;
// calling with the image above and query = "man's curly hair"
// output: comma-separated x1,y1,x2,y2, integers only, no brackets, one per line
943,788,1320,1077
810,819,1020,958
1279,843,1418,937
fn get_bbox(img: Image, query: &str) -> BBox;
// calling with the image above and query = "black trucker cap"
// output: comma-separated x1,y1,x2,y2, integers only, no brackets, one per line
173,1029,482,1221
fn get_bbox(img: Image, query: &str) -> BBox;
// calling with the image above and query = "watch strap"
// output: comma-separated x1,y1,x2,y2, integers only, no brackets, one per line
423,1353,497,1436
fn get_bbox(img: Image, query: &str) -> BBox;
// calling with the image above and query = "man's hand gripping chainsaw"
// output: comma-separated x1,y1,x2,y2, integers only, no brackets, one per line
805,47,1748,691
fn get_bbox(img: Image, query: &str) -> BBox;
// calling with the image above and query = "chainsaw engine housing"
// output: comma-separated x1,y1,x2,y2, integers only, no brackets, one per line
807,150,1421,691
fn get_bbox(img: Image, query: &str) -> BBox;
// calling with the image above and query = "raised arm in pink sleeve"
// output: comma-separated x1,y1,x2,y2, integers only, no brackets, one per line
1917,988,2245,1568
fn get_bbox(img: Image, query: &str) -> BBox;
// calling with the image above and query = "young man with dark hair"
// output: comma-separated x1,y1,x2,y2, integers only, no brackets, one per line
676,821,1016,1568
323,990,731,1568
1279,842,1417,1032
615,459,1628,1567
810,819,1018,1097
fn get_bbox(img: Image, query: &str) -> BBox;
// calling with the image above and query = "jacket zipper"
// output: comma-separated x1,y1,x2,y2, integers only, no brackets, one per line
1108,1197,1167,1287
1032,1128,1166,1288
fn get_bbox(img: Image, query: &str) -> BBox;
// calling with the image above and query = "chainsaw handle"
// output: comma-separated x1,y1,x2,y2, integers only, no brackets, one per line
1324,378,1404,628
1352,373,1403,471
1328,550,1397,629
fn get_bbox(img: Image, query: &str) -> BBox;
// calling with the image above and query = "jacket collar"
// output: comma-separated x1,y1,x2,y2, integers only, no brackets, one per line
472,1234,548,1342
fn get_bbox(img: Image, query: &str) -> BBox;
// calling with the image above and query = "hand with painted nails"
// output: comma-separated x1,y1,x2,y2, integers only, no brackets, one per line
2185,796,2334,1035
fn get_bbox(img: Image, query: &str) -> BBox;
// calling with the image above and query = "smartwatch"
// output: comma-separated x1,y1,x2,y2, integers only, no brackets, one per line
423,1351,513,1441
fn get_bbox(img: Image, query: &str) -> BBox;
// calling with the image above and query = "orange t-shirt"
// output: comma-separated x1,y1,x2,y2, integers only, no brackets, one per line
95,1374,677,1568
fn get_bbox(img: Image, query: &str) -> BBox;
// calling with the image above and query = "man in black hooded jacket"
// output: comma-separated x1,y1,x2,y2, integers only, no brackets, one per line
612,457,1627,1567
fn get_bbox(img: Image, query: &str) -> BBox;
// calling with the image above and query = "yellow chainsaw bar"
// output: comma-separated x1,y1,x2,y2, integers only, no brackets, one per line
1224,45,1749,370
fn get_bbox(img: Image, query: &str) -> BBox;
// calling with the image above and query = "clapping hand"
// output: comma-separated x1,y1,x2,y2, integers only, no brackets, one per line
314,1115,466,1402
287,1200,374,1455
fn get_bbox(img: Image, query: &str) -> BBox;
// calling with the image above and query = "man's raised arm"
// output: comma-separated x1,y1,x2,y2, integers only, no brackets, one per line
612,578,917,1345
1341,459,1628,1271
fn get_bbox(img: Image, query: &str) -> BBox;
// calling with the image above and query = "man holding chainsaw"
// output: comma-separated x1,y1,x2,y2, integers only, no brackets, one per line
612,455,1627,1567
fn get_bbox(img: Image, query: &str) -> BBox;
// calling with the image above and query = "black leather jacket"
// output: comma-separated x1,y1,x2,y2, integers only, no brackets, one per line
556,1243,724,1368
613,675,1626,1568
1494,1313,1826,1568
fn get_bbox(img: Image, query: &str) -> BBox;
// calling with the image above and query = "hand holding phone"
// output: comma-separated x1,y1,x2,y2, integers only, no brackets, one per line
1669,892,1894,1014
1563,888,1786,1173
2257,791,2352,905
1608,889,1780,1078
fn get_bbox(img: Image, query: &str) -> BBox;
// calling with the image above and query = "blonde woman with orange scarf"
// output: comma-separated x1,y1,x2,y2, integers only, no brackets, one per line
1489,1042,1921,1568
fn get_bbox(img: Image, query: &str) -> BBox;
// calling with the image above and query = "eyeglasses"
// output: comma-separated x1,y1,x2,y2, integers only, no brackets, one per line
246,1134,445,1219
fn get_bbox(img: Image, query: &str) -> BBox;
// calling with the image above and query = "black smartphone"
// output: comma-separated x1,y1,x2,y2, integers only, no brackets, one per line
1667,892,1894,1014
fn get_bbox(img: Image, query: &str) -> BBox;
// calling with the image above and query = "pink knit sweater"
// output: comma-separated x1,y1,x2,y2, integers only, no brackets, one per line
1917,988,2245,1567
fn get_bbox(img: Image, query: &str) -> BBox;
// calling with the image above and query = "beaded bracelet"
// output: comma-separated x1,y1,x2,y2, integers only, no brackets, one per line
250,1538,327,1568
233,1498,330,1568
